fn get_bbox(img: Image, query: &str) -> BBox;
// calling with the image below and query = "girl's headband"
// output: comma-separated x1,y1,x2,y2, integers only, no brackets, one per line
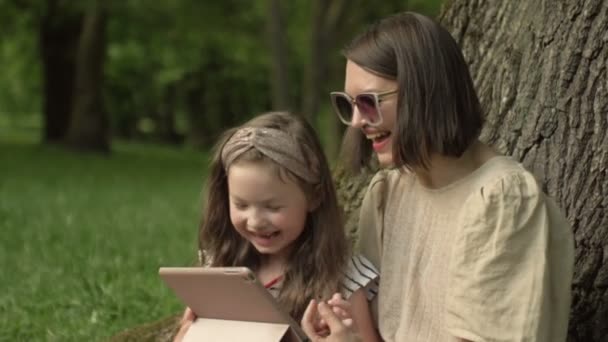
221,127,320,184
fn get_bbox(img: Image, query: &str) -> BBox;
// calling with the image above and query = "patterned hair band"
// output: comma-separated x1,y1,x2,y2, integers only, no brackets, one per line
221,127,320,184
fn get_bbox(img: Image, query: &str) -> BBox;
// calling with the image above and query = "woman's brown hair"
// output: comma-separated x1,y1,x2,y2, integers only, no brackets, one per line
341,12,484,172
199,111,348,320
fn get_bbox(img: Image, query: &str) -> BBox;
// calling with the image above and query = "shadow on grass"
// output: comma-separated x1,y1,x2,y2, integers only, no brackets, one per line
107,314,180,342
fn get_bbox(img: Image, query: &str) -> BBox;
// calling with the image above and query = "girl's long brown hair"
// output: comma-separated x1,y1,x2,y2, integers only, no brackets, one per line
199,111,348,320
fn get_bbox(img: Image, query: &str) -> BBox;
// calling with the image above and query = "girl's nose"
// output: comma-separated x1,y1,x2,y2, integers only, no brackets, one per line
247,211,267,230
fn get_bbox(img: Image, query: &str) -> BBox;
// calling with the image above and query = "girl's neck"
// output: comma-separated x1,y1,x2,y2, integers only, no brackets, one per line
256,254,287,285
413,140,499,189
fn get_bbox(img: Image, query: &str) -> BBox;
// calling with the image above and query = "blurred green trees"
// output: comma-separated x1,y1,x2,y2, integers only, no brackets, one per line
0,0,442,154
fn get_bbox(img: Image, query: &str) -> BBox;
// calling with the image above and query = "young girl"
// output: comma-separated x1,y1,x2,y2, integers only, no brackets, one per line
174,111,380,342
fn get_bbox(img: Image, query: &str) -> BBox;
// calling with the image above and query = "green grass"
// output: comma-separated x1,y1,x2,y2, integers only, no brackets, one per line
0,130,208,341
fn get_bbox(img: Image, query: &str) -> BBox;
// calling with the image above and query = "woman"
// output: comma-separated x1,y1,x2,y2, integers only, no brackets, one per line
302,11,574,342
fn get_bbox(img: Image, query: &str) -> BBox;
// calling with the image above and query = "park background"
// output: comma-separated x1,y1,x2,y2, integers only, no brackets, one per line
0,0,441,340
3,0,608,341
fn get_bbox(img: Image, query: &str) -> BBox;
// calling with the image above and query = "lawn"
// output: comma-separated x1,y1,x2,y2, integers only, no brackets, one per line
0,131,208,341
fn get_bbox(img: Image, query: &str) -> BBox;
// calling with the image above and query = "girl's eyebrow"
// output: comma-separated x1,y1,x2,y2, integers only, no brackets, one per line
229,195,281,204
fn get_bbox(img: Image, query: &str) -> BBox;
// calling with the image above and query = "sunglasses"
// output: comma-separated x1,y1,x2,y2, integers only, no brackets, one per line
330,89,398,126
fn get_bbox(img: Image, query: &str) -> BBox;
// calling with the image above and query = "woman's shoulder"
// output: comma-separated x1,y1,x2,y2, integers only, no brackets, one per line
462,156,570,233
469,156,543,203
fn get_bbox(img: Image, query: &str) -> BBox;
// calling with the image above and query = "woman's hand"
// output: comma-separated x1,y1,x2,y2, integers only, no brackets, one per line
305,293,354,336
173,307,196,342
323,293,355,329
302,299,361,342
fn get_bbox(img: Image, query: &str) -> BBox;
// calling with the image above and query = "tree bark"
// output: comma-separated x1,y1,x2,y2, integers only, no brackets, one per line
267,0,292,111
439,1,608,341
156,82,182,144
301,0,350,160
39,0,82,143
65,0,109,153
302,0,348,120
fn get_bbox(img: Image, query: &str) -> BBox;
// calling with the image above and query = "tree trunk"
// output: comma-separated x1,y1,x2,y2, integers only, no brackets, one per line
65,0,109,153
267,0,292,111
302,0,349,159
156,82,182,144
302,0,349,119
301,0,328,123
39,0,82,143
439,1,608,341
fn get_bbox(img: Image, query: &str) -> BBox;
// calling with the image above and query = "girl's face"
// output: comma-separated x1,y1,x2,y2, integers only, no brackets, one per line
227,160,309,262
344,60,399,166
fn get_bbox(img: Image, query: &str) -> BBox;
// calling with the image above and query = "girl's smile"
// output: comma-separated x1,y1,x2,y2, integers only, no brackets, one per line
247,230,281,247
227,160,309,259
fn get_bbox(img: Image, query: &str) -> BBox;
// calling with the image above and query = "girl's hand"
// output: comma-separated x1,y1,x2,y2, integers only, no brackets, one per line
302,299,361,342
173,307,196,342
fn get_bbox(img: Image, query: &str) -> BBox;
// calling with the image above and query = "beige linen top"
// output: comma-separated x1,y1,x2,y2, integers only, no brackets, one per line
357,156,574,342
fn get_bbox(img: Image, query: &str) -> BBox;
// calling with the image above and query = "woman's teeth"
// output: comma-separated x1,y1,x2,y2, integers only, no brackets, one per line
367,132,390,142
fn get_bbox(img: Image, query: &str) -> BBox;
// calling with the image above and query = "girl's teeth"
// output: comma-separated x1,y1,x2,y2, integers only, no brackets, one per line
261,232,279,238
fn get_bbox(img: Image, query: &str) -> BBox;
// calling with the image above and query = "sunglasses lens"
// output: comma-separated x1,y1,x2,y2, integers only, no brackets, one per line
333,94,353,123
356,94,380,124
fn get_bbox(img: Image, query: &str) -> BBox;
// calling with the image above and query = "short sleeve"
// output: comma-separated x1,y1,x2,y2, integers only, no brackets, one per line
355,171,388,273
445,171,572,342
341,254,380,301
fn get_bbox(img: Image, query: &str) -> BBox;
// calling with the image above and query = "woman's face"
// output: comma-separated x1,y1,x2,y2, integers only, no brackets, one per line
344,60,399,166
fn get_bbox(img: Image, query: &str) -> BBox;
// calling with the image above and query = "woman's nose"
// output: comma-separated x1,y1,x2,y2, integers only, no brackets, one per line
350,105,366,128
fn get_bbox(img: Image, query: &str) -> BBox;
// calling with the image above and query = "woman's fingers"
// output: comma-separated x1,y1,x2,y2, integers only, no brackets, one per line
302,299,361,342
342,318,354,328
302,299,323,341
332,306,348,319
327,293,352,321
317,301,347,334
327,296,351,313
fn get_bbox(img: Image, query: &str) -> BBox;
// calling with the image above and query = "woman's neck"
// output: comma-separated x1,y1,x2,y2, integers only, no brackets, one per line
413,140,499,189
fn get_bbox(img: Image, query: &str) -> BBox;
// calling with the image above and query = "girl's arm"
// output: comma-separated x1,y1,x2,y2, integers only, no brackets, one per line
348,289,382,342
173,307,195,342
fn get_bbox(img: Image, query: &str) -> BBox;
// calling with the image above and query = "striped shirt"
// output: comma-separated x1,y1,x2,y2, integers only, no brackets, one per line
341,254,380,300
198,250,380,300
265,255,380,300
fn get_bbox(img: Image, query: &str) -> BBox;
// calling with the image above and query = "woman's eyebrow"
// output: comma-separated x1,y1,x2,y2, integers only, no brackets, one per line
345,87,389,96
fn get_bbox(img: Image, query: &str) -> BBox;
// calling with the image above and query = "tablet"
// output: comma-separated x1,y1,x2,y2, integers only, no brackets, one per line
159,267,307,341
